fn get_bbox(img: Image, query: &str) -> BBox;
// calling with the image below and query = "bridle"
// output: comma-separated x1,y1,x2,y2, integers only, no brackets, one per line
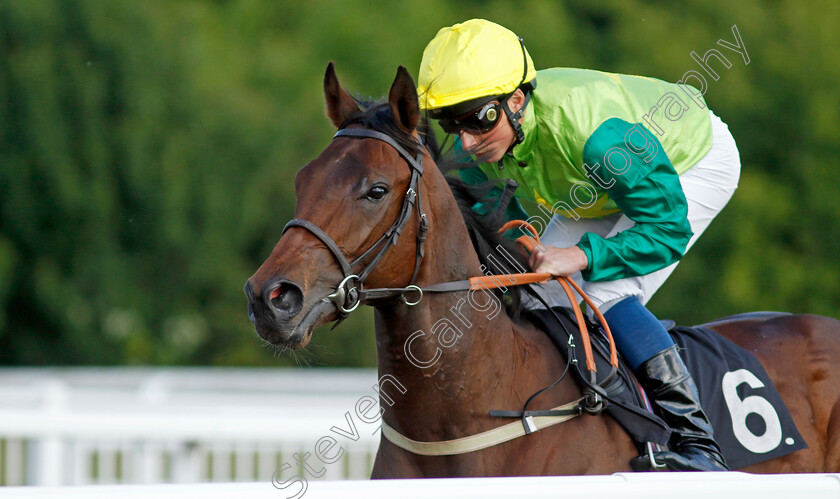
282,125,620,375
282,128,429,320
281,125,633,451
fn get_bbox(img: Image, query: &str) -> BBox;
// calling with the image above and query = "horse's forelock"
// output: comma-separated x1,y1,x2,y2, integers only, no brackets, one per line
339,98,422,158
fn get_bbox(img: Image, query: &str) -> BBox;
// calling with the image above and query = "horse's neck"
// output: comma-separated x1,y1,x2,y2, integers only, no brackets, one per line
373,295,527,437
373,191,569,440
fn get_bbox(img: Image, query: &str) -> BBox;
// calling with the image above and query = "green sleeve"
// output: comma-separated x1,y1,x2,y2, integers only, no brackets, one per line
455,139,530,223
577,118,693,282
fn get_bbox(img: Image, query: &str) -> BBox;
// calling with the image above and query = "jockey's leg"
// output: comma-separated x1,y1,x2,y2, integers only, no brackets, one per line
587,110,739,470
604,296,728,471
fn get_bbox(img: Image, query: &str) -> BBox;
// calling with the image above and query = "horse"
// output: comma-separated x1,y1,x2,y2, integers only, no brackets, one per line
245,63,840,476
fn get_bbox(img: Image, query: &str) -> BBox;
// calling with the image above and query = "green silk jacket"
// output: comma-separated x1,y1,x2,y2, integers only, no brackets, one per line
460,67,714,282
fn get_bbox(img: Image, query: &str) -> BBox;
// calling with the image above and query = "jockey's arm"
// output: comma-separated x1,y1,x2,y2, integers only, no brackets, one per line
458,164,531,223
574,118,694,282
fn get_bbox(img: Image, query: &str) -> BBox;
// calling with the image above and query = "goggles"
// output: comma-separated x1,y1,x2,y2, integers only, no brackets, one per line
438,101,502,135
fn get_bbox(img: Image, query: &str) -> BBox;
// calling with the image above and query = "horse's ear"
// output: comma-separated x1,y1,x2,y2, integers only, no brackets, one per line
388,66,420,133
324,62,361,128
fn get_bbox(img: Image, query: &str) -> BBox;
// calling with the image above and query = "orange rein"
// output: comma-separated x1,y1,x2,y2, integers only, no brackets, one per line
467,220,618,373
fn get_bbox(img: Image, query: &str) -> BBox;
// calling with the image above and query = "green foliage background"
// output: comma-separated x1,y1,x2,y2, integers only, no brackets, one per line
0,1,837,366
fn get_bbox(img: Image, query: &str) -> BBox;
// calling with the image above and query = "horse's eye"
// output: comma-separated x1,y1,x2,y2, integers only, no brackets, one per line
366,185,389,201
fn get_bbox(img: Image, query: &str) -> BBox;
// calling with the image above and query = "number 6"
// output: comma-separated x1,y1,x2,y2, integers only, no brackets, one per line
721,369,783,453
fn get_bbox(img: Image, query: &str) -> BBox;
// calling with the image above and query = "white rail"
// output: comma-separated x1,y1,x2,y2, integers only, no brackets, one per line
0,368,382,486
2,473,840,499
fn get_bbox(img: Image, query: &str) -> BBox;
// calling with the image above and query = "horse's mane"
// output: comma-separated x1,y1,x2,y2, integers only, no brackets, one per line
339,97,530,320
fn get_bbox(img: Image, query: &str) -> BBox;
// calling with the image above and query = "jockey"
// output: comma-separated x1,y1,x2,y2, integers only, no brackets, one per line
417,19,740,472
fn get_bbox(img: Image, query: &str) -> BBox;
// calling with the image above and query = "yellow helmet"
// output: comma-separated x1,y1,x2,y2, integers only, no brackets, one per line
417,19,536,114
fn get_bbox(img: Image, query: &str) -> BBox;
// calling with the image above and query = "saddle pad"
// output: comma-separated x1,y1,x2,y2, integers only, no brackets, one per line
670,325,807,469
524,306,807,469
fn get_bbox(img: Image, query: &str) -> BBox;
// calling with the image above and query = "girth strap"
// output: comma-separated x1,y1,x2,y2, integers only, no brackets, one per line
381,398,582,456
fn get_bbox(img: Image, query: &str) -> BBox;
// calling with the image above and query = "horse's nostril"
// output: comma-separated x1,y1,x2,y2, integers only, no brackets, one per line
266,281,303,317
269,284,284,303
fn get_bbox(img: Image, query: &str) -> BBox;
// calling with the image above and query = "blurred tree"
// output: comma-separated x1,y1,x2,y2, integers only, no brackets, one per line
0,0,837,366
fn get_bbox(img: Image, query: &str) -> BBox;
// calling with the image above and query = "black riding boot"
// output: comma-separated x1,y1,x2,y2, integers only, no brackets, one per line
631,346,729,471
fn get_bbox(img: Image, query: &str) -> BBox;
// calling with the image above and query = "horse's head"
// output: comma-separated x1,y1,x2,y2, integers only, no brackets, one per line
245,63,430,349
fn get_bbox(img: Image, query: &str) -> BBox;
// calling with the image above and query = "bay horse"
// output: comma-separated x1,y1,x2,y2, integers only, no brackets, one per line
245,63,840,476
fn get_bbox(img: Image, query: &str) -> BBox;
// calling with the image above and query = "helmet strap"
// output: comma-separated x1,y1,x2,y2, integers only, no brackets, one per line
500,35,532,156
494,90,531,171
501,89,531,147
